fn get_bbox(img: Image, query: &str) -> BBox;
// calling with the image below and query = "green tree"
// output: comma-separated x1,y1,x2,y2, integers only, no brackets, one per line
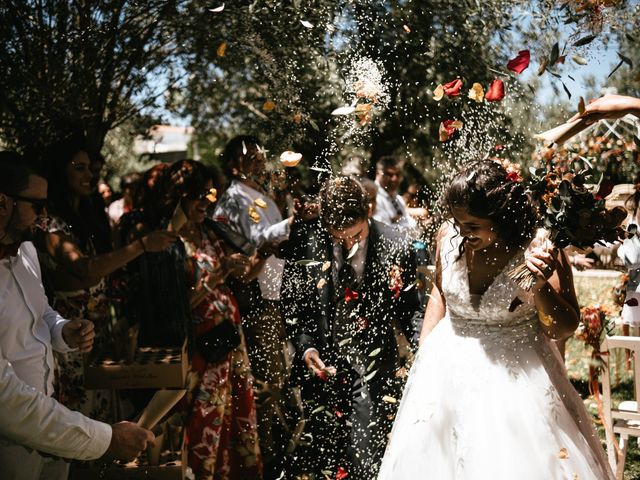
0,0,186,155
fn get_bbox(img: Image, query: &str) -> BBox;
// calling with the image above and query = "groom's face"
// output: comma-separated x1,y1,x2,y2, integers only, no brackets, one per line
328,218,369,251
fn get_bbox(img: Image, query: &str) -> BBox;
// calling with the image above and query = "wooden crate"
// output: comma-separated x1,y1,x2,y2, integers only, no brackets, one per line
84,341,188,389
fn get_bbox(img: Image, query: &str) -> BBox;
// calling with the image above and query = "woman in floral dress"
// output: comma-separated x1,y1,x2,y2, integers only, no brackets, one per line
163,159,262,479
35,135,176,421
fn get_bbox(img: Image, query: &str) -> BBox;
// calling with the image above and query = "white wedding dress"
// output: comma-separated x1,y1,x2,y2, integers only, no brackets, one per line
378,226,613,480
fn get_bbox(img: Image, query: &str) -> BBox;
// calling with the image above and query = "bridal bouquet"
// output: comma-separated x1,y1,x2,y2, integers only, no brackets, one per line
508,165,628,290
576,304,615,353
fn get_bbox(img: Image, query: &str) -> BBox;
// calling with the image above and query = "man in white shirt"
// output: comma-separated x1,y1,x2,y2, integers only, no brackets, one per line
213,135,298,476
0,151,154,479
372,156,419,233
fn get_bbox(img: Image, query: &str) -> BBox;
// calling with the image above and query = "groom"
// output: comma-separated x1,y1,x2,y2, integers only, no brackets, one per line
281,176,422,478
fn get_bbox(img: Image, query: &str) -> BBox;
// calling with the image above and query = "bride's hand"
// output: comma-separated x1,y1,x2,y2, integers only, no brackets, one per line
525,247,557,291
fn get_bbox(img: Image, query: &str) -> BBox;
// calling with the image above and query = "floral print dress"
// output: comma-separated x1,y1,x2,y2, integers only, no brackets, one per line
38,216,117,423
183,228,262,480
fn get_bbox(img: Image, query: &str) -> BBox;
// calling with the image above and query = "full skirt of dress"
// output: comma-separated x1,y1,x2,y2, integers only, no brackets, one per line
377,316,613,480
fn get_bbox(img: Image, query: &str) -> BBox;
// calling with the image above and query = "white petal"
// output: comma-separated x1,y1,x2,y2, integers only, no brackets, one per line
331,105,356,116
208,4,224,12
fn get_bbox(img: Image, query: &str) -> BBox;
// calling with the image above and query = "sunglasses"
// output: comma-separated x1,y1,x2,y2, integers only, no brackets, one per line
9,194,49,215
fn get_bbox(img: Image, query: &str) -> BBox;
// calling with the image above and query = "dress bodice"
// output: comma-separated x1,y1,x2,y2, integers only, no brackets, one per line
440,223,538,337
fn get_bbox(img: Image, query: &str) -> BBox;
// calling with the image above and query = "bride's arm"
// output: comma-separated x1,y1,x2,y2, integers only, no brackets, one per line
529,248,580,340
418,226,447,346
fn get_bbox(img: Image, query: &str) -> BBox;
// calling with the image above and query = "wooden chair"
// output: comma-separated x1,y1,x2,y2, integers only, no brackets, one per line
601,335,640,480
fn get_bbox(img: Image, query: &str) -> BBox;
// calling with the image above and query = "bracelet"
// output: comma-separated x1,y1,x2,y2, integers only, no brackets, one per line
201,277,214,294
138,237,146,253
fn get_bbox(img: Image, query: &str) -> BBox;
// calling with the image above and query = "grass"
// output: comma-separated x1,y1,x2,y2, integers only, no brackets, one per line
571,270,640,479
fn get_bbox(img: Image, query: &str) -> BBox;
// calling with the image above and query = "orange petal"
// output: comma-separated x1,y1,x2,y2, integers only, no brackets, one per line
248,206,261,223
468,83,484,102
216,41,227,57
262,100,276,112
433,84,444,101
253,198,267,209
279,150,302,167
206,188,217,203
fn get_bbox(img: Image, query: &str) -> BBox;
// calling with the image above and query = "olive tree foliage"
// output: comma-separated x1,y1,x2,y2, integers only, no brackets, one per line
0,0,187,157
174,0,537,178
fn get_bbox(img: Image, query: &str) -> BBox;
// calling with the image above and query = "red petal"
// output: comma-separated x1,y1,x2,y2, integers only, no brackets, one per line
442,78,463,97
507,50,530,74
336,467,348,480
345,287,360,303
485,79,505,102
506,171,522,182
442,120,457,135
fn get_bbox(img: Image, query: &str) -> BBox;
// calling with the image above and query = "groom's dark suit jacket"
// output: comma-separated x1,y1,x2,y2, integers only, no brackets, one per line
281,218,422,381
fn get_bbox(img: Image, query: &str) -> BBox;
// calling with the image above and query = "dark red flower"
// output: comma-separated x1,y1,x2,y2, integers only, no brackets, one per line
506,171,522,183
345,287,359,303
317,370,329,381
507,50,530,74
439,119,463,142
485,79,505,102
336,467,348,480
442,78,463,97
356,316,369,332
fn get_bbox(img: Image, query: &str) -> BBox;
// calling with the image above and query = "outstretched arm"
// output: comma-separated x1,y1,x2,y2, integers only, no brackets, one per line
41,229,177,290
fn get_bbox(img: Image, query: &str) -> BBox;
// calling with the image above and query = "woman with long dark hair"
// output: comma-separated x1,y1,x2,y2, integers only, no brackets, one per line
35,135,176,422
163,159,262,479
378,160,612,479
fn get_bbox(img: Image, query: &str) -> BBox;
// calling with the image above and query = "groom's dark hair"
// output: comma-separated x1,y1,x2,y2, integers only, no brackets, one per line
319,176,369,231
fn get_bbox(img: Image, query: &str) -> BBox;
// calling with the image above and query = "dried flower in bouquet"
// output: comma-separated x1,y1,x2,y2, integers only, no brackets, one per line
508,165,629,290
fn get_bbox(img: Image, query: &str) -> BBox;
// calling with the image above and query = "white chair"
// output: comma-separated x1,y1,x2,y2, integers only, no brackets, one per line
601,335,640,480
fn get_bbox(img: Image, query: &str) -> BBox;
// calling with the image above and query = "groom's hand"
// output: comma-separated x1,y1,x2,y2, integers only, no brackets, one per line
303,349,336,379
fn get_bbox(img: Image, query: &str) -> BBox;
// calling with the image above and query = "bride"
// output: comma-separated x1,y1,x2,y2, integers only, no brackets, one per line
378,160,613,479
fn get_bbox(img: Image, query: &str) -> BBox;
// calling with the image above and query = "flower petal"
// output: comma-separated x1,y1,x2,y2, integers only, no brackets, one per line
280,150,302,167
331,106,356,116
216,41,227,57
262,100,276,112
468,82,484,102
433,84,444,101
442,78,463,97
485,78,505,102
507,49,530,74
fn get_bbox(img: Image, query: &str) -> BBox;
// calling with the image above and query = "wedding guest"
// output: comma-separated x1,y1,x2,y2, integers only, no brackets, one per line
98,181,114,206
358,176,378,217
373,155,417,233
281,175,423,478
108,172,141,227
0,151,154,478
34,135,176,423
213,135,295,476
164,159,263,479
1,356,154,472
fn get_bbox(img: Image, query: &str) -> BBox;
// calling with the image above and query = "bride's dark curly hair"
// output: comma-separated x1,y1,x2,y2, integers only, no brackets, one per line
443,160,539,250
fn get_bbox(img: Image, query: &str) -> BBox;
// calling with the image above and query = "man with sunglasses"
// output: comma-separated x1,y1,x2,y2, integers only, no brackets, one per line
0,151,154,479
